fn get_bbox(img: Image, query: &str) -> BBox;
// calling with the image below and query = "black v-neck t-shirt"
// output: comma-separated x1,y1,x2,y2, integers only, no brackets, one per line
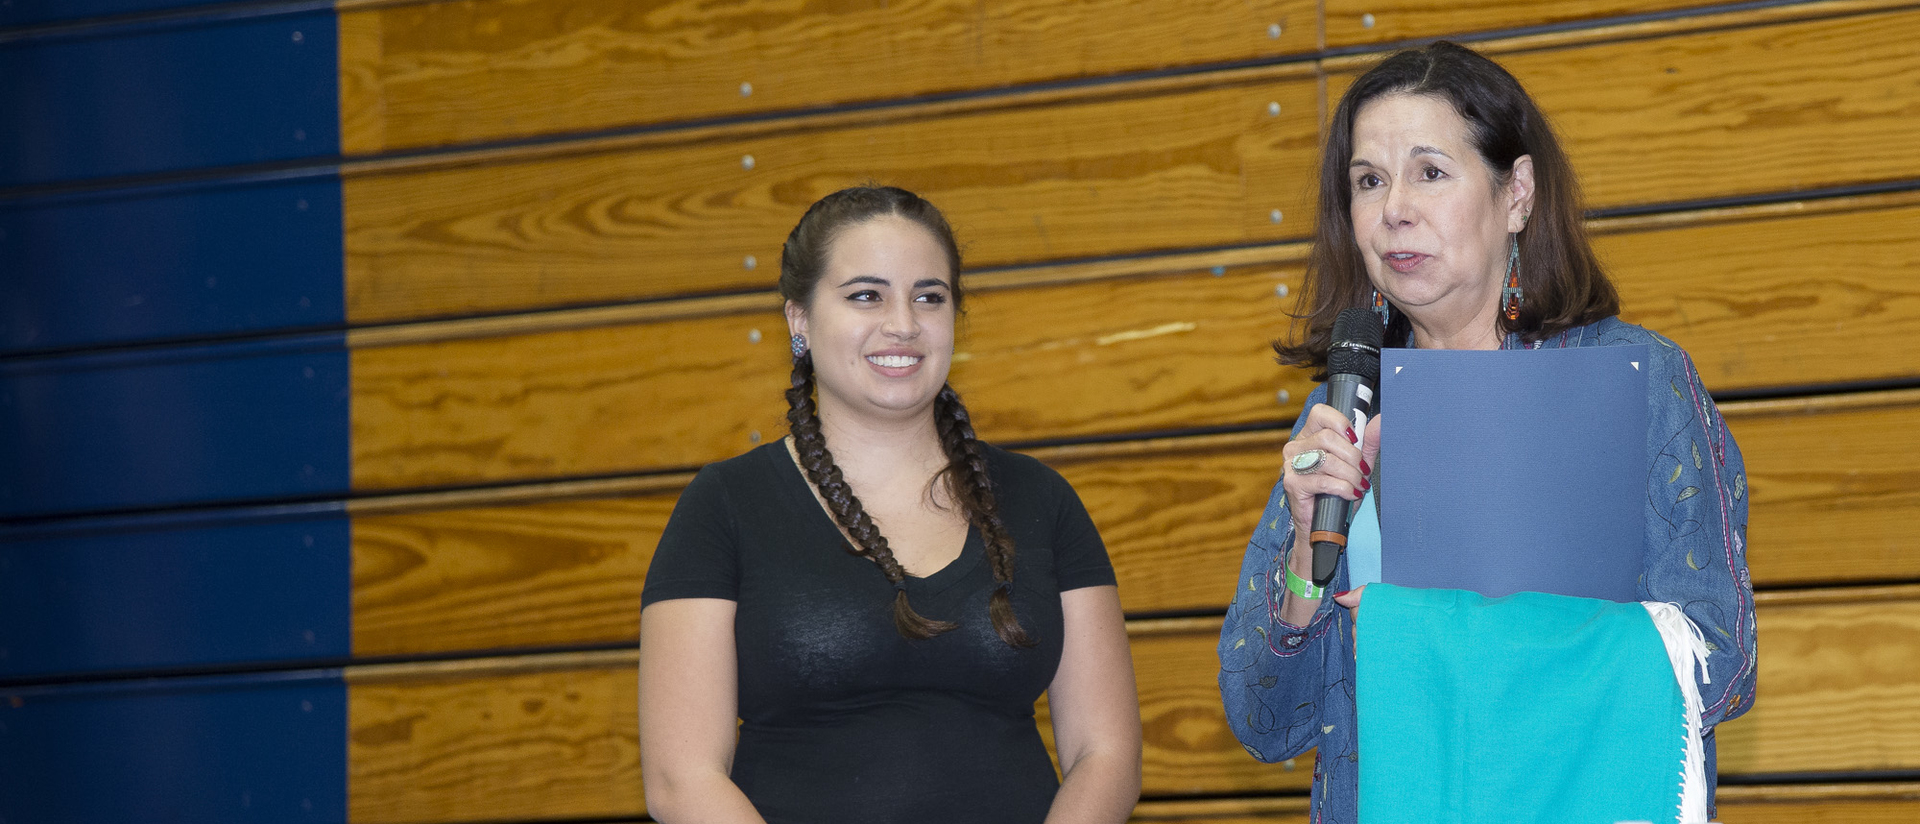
642,442,1117,824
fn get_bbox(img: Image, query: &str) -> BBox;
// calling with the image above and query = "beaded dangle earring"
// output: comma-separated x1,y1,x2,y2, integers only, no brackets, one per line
1501,234,1523,321
1372,289,1390,327
790,334,808,358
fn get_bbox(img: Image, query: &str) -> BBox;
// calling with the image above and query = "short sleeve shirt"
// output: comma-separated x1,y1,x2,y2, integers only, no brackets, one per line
643,441,1116,824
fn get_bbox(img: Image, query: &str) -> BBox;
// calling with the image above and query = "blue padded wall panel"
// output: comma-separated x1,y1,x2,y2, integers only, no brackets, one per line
0,177,343,354
0,338,349,518
0,671,345,824
0,1,303,30
0,11,337,187
0,514,348,679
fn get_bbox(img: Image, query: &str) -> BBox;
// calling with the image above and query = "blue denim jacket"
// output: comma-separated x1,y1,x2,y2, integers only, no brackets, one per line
1217,317,1758,823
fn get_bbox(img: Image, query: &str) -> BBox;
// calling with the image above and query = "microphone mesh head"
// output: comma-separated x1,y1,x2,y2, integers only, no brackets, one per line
1328,307,1384,382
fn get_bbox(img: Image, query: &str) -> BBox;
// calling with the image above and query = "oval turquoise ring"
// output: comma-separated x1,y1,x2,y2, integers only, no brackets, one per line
1290,449,1327,475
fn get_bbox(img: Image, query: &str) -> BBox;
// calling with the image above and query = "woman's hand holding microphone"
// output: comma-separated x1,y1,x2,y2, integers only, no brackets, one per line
1278,405,1382,625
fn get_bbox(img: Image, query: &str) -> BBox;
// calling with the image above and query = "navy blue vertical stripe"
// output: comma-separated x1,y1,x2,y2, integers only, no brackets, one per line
0,10,337,187
0,671,346,824
0,337,350,518
0,176,344,355
0,514,349,679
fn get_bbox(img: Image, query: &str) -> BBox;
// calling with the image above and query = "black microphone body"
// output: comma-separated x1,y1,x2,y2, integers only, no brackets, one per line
1310,309,1383,587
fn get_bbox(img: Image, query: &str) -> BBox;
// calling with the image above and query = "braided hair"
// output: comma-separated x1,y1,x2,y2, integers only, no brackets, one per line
780,186,1033,647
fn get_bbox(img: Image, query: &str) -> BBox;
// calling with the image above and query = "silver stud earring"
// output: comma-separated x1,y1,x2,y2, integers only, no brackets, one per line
790,334,808,358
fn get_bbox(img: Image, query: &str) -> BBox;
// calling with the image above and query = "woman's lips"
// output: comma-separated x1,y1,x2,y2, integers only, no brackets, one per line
865,353,923,376
1384,252,1429,273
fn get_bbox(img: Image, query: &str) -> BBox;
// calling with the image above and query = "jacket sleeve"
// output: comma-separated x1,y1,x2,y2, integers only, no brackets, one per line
1642,334,1759,728
1218,386,1351,763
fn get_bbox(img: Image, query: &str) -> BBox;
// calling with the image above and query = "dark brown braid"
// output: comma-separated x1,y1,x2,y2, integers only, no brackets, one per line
777,185,1031,646
786,353,958,640
932,384,1034,647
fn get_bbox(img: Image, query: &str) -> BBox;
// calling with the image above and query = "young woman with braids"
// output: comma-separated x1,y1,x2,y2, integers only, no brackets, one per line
639,186,1141,824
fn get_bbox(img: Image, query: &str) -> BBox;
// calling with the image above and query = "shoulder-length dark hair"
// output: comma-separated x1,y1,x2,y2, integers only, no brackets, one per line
1276,41,1619,378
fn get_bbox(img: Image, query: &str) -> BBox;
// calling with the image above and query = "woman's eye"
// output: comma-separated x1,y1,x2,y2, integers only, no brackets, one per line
1422,165,1445,181
1353,173,1382,190
915,292,947,304
847,290,881,302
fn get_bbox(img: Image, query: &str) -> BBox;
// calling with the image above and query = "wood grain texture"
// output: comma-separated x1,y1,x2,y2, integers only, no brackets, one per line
1329,8,1920,210
342,77,1320,323
353,495,675,657
1728,400,1920,587
337,0,1318,154
350,264,1309,490
349,665,642,824
1718,798,1920,824
1038,617,1313,797
1048,433,1285,615
346,388,1920,661
1322,0,1721,47
348,430,1288,659
1716,593,1920,774
1605,202,1920,393
342,594,1920,821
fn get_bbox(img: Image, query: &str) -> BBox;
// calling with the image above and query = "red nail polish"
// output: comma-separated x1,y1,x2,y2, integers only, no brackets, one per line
1361,477,1371,491
1360,459,1372,476
1333,590,1352,599
1346,427,1357,443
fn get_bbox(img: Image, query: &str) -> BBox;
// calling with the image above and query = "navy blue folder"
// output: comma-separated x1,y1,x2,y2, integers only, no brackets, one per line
1378,345,1649,602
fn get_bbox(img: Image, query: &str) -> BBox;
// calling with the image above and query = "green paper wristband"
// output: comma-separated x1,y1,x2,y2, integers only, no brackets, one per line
1283,563,1325,600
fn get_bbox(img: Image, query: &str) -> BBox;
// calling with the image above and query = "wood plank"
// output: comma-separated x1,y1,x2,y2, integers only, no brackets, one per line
348,664,642,824
349,263,1309,490
337,0,1319,155
1727,398,1920,587
353,495,672,657
341,76,1320,323
1717,589,1920,775
344,389,1920,658
1327,8,1920,211
1605,201,1920,393
1092,619,1313,796
1323,0,1723,47
344,593,1920,820
348,429,1287,658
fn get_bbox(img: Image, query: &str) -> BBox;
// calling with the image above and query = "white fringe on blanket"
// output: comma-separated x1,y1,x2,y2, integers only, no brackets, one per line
1642,601,1712,824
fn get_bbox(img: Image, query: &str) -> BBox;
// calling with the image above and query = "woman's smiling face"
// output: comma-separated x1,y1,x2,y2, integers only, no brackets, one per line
786,214,957,422
1348,92,1531,337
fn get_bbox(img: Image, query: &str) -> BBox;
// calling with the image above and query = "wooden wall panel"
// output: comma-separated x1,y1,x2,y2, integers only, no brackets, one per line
1322,0,1720,47
345,431,1285,661
1718,798,1920,824
350,264,1307,490
345,388,1920,662
353,493,676,657
1716,588,1920,775
1604,199,1920,392
337,0,1319,155
349,662,642,824
346,593,1920,820
342,75,1319,324
1051,433,1284,616
1728,394,1920,587
1327,8,1920,211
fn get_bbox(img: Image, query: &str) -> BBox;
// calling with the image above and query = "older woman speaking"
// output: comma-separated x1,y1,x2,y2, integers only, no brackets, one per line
1219,42,1757,822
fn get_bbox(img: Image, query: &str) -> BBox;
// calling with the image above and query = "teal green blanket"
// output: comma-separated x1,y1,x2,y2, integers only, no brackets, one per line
1357,584,1691,823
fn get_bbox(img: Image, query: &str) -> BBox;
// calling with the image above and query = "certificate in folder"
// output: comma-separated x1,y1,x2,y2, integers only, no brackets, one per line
1378,346,1649,602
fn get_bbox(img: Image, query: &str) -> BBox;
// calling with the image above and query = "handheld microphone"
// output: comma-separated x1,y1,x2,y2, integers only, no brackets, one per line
1310,308,1384,587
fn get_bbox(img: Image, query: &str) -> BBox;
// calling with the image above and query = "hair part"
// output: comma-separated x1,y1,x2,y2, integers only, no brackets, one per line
780,186,1033,647
1275,41,1619,378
